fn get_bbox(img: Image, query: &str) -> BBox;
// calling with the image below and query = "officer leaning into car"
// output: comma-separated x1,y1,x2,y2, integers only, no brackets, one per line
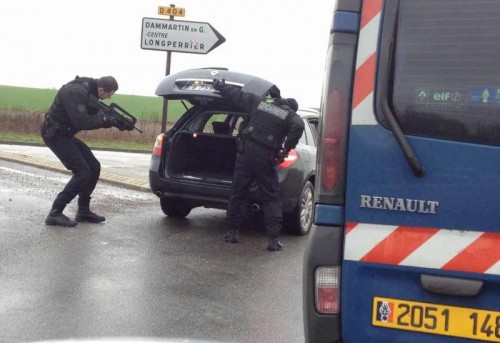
41,75,134,227
212,78,305,251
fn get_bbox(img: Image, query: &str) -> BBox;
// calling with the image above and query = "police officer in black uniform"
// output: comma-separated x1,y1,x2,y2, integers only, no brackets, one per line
41,76,134,227
212,78,305,251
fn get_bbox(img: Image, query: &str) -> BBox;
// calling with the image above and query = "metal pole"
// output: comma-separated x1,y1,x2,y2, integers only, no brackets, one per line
161,4,175,132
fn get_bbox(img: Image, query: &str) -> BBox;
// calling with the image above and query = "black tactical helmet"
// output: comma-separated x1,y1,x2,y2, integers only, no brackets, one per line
283,98,299,111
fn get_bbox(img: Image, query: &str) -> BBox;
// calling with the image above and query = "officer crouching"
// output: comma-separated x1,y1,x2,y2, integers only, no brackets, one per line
212,78,305,251
41,76,134,227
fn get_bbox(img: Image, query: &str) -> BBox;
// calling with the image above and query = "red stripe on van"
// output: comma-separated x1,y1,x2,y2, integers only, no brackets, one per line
442,232,500,273
360,0,383,29
352,53,376,109
345,222,358,234
361,226,439,264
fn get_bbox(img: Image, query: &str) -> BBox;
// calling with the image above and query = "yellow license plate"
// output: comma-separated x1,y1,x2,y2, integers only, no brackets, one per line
373,297,500,342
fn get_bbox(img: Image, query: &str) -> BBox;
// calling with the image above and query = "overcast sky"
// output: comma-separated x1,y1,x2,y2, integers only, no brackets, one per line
0,1,335,108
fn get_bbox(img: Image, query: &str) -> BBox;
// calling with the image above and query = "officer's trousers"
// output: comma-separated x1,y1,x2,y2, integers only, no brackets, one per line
42,135,101,210
226,148,282,238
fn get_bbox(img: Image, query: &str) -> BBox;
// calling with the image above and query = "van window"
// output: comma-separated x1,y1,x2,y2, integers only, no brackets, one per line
378,0,500,146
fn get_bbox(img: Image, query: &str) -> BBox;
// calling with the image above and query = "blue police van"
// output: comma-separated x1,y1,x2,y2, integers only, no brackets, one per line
303,0,500,342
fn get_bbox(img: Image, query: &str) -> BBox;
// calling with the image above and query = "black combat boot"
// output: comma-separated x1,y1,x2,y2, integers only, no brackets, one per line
75,209,105,223
267,238,283,251
224,230,239,243
75,196,105,223
45,207,78,227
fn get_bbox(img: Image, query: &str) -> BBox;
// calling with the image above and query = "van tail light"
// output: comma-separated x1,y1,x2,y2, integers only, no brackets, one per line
278,149,299,169
153,134,164,156
320,90,346,192
315,266,340,314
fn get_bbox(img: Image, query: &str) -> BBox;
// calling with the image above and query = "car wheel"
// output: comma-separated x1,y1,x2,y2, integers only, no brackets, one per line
284,181,314,235
160,197,192,218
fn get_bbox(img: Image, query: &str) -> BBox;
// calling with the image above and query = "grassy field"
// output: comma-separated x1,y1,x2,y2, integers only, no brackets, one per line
0,85,188,151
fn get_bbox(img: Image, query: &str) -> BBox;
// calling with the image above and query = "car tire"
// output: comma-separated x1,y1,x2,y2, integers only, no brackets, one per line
160,197,192,218
284,181,314,235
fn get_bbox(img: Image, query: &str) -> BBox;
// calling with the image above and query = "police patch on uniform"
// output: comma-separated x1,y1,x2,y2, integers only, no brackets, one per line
375,301,394,323
257,101,288,120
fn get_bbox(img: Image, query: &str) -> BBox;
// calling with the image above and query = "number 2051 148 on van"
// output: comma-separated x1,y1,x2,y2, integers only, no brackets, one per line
303,1,500,342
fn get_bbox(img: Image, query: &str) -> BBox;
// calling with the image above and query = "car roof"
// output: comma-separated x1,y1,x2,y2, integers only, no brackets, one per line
297,108,319,118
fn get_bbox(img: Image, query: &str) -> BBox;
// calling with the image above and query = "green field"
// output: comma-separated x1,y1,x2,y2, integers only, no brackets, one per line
0,85,186,122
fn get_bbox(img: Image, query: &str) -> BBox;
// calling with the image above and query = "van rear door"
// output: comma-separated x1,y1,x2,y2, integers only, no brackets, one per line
342,0,500,342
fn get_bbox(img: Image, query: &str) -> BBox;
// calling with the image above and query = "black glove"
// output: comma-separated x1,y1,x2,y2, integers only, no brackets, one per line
102,115,115,129
273,149,288,166
212,78,225,90
114,119,135,131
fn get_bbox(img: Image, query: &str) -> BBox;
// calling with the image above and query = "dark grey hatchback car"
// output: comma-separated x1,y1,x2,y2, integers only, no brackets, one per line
149,68,318,235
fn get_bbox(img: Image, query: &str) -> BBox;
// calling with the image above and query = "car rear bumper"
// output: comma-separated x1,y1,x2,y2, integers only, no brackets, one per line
149,156,302,213
149,169,232,209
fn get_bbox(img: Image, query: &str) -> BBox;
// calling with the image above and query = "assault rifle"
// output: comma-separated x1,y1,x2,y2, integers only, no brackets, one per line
97,101,143,133
89,95,142,133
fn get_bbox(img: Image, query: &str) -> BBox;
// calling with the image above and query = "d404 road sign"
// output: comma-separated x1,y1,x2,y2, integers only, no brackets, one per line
141,18,225,54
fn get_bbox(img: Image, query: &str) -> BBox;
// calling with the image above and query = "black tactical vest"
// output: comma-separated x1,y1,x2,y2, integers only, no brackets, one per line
241,99,293,151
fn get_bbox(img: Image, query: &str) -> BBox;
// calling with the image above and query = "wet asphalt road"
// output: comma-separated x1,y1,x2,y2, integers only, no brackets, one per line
0,160,308,343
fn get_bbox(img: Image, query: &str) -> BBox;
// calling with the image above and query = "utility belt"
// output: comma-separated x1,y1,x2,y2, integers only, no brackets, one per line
41,114,76,140
241,126,282,152
240,138,279,158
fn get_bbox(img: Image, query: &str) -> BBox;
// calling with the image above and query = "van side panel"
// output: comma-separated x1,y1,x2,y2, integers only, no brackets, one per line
340,0,500,342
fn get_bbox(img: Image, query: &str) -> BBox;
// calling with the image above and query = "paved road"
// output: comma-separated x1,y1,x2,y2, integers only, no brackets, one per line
0,160,307,343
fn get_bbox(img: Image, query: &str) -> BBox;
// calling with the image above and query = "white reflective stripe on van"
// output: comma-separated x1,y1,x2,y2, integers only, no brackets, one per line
352,92,377,125
399,229,483,269
344,223,398,260
345,222,500,275
351,0,382,126
487,262,500,275
356,12,381,68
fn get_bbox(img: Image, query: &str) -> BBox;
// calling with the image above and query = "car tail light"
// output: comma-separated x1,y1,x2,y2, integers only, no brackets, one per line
278,149,299,169
153,134,164,156
315,266,340,314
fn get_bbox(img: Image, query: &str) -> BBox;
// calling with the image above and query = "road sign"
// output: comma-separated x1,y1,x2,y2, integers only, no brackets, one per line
141,18,225,54
158,6,185,17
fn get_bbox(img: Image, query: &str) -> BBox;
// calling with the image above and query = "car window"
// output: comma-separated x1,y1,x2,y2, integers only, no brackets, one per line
185,112,243,136
301,119,311,146
202,113,230,134
308,118,319,145
299,126,307,145
233,116,247,136
299,118,318,147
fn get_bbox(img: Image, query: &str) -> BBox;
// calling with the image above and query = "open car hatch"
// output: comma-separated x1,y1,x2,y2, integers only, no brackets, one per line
155,67,280,103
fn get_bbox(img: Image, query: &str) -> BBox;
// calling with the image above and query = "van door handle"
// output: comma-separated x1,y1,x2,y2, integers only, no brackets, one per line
420,274,483,297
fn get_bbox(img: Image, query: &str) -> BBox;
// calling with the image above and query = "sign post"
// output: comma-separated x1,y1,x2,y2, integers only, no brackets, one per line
161,5,174,133
141,6,225,132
